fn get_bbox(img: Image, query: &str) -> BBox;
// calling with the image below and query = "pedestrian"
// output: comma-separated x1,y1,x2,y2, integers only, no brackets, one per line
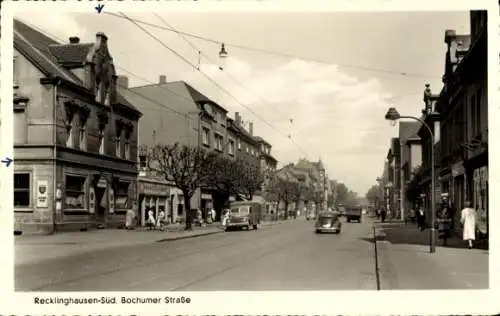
380,207,387,223
157,209,166,231
147,209,156,231
438,199,452,246
460,200,477,249
417,205,425,231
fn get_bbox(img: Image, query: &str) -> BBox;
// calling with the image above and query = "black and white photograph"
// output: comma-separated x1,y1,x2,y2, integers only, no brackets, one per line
1,0,497,314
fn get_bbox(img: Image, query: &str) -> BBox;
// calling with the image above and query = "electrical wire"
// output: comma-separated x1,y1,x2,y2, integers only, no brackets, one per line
16,18,287,163
118,12,309,158
104,12,442,79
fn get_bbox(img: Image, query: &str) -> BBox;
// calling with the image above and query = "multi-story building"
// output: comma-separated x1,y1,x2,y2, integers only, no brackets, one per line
402,127,422,208
118,77,230,222
386,138,400,218
232,112,260,167
437,11,487,236
13,20,141,233
398,122,421,220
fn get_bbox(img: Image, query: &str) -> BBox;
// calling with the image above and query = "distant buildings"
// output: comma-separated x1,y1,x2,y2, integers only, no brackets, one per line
379,11,488,236
13,20,141,233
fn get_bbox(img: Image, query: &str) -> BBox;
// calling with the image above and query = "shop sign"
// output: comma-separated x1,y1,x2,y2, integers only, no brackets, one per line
140,181,169,196
36,180,49,208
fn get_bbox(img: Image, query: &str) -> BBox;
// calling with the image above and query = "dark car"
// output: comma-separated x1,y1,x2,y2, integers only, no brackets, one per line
346,206,362,223
315,212,341,234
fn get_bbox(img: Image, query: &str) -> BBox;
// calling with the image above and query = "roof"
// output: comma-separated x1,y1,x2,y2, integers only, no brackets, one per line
14,19,139,114
254,136,271,146
399,121,421,142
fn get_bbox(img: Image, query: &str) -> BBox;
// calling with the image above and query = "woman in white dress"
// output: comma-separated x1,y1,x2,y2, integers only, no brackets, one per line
460,200,477,249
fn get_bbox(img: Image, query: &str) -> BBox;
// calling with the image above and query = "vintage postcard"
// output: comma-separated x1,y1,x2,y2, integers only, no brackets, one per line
0,0,497,315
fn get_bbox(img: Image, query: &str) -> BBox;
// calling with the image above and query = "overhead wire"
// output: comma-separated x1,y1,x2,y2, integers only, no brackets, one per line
16,18,287,163
103,12,442,79
152,13,303,155
117,12,309,159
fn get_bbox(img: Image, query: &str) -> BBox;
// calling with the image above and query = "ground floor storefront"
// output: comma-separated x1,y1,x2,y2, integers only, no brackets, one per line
465,150,488,238
14,162,137,234
137,177,171,226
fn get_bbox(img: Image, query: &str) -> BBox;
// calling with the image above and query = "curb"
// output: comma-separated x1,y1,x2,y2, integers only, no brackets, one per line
155,229,224,243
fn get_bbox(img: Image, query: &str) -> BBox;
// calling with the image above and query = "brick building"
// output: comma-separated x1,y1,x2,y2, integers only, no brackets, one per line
13,20,141,233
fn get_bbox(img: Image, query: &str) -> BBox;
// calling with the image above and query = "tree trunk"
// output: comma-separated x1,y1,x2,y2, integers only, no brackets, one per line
284,201,289,220
183,191,193,231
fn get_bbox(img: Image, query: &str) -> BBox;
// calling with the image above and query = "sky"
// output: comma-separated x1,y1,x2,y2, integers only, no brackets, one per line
14,10,470,196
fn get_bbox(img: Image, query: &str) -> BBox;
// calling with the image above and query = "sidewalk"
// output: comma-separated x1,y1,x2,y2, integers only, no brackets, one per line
373,221,489,290
15,220,283,265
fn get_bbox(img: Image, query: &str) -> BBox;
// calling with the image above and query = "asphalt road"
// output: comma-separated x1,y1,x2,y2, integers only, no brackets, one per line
16,217,377,291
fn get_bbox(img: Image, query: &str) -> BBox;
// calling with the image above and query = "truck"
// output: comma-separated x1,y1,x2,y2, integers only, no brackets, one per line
225,201,263,231
345,205,363,223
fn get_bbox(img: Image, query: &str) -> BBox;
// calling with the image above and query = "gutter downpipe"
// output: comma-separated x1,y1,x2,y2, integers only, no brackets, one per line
52,79,59,234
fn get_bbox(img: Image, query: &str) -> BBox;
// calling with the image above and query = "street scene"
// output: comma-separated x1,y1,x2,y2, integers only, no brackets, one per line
11,9,488,292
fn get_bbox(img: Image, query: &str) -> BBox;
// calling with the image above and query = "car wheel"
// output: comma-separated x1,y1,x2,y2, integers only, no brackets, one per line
315,229,320,234
253,224,258,230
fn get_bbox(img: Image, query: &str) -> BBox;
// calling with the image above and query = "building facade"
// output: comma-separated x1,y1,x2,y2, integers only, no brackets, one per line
13,20,141,233
398,122,421,220
438,11,487,236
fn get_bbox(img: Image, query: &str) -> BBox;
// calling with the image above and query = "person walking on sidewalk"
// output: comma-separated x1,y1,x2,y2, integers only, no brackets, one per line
416,205,425,231
461,200,477,249
438,199,452,246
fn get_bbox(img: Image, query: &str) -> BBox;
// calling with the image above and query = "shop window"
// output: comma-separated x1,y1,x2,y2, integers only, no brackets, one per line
65,175,87,210
115,182,130,209
14,173,31,208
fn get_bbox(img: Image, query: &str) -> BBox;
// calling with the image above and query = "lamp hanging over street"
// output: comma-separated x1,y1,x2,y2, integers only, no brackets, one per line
219,43,228,58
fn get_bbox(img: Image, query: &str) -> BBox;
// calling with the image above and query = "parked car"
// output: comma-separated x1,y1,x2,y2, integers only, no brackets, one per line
346,206,362,223
225,201,262,231
315,211,341,234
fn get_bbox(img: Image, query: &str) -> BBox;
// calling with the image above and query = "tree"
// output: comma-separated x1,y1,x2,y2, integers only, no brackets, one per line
146,143,209,230
335,182,350,205
266,176,298,220
366,184,382,206
235,159,264,200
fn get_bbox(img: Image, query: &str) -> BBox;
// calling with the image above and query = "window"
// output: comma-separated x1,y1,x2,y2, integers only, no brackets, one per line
65,175,87,210
139,155,147,169
104,88,110,106
115,182,130,209
13,56,19,89
98,127,106,154
246,146,249,153
214,133,223,151
202,127,210,146
237,139,241,150
95,81,102,103
228,140,235,156
214,111,219,122
79,116,87,151
115,125,122,157
14,173,30,208
66,118,75,148
14,108,27,144
125,140,131,160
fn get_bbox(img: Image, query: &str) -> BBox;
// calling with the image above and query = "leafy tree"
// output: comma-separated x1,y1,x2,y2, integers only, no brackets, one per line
335,182,350,205
146,143,209,230
365,184,382,205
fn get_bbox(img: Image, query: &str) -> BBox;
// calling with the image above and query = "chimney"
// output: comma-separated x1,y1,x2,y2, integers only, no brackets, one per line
69,36,80,44
116,76,129,89
249,122,253,136
159,75,167,84
235,112,241,126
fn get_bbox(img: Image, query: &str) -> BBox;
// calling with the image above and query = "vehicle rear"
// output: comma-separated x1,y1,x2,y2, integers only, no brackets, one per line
306,209,315,220
226,202,261,231
346,206,362,223
315,212,341,234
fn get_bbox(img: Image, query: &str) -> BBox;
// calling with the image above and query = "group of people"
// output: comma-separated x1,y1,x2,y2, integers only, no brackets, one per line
408,195,478,249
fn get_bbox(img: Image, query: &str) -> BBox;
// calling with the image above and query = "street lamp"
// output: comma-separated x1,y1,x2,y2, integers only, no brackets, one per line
385,106,437,253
